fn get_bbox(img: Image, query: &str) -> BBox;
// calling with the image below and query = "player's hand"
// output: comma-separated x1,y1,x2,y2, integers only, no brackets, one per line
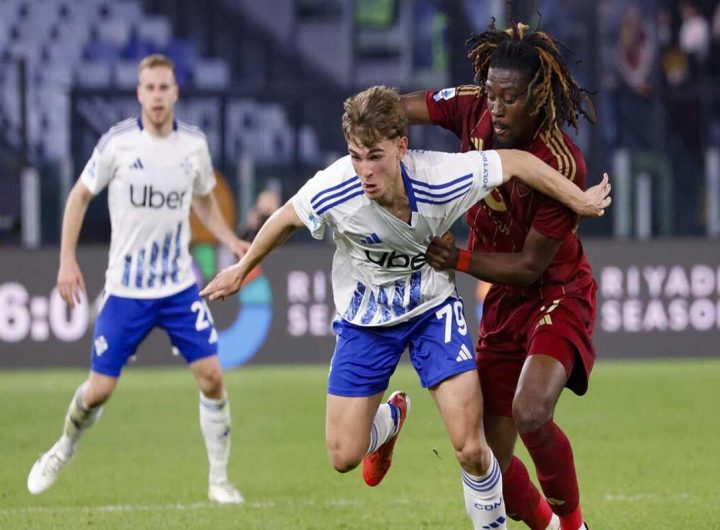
230,238,251,260
580,173,612,218
426,234,459,271
200,263,246,301
57,257,86,308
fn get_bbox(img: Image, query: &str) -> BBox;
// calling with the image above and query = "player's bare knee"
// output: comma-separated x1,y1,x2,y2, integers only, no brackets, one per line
327,447,361,473
198,368,224,398
512,397,553,434
453,437,490,471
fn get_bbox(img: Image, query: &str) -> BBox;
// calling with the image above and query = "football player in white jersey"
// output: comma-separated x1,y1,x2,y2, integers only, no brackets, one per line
201,86,610,529
27,55,249,504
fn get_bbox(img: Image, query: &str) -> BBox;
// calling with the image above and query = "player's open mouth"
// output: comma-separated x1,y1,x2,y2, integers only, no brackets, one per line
363,184,377,193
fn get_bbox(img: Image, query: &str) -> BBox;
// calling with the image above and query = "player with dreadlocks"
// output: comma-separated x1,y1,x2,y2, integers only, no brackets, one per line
402,20,598,530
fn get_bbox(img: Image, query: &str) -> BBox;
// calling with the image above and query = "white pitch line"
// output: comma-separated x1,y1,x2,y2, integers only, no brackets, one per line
0,498,394,516
0,501,274,516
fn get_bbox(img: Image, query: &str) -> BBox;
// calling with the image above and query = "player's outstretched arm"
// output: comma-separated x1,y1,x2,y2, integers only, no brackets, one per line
191,192,250,258
401,91,433,125
200,201,304,301
57,180,94,308
496,149,611,218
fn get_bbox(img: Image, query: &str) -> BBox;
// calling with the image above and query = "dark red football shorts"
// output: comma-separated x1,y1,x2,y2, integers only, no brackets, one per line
476,279,597,417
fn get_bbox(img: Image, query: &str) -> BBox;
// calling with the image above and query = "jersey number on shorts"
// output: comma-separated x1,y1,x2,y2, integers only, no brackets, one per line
435,300,468,343
191,300,215,331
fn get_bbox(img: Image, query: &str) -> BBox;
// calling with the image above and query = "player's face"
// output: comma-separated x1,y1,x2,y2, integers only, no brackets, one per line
137,66,178,132
486,67,539,148
347,136,408,203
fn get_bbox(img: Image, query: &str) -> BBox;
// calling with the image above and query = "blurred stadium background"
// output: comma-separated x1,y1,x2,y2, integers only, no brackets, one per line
1,0,719,528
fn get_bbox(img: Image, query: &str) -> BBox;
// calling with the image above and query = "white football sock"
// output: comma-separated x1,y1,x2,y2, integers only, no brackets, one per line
462,456,507,530
199,392,232,484
57,383,103,458
365,402,398,455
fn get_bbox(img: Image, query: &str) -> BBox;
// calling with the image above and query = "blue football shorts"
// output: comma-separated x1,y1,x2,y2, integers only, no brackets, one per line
328,296,477,397
90,284,217,377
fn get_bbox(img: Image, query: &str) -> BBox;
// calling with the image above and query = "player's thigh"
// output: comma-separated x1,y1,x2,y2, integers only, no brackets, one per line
326,391,385,457
158,285,218,366
327,319,405,398
90,293,157,378
476,345,525,418
408,296,476,390
429,370,485,450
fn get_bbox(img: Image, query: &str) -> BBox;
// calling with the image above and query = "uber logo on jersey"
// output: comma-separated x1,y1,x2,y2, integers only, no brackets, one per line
365,250,427,271
129,184,188,209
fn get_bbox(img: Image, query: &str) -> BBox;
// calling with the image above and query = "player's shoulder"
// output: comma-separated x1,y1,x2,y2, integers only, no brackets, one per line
536,127,587,182
404,150,479,194
431,84,482,102
306,155,364,216
96,117,140,153
175,120,208,144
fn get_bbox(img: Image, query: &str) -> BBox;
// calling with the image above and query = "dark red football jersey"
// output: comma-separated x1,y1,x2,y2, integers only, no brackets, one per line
425,86,593,288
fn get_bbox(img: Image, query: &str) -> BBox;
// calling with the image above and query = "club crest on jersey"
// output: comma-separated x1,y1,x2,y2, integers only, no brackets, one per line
433,88,456,101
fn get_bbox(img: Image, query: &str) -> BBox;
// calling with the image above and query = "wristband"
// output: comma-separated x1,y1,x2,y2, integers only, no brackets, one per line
456,249,471,272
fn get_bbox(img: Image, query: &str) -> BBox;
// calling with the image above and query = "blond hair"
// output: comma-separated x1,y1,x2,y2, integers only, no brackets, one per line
138,54,176,78
342,86,407,147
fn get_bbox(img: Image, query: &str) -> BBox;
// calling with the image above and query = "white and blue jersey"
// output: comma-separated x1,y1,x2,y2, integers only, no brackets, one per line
291,149,504,327
80,117,216,299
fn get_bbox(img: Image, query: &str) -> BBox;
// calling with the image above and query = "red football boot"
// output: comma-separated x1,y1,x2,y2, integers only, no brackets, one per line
362,391,411,487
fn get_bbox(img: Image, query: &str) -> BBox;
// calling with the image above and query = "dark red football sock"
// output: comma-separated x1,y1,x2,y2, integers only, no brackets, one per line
503,456,553,529
559,506,584,530
519,420,580,519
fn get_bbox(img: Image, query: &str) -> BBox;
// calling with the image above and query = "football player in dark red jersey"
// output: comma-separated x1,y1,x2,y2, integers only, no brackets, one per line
403,22,597,530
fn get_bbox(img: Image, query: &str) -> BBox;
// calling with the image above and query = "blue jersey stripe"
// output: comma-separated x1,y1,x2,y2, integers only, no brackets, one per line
312,181,362,211
135,248,145,288
170,222,182,283
415,188,470,205
122,254,132,287
316,189,364,215
147,242,159,287
412,180,472,199
160,232,172,286
310,176,360,206
400,162,418,212
409,172,473,190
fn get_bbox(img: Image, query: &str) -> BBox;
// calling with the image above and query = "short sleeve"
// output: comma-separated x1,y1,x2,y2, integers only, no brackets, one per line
79,143,115,195
424,150,504,233
290,170,330,240
425,87,465,135
192,139,216,196
452,150,504,212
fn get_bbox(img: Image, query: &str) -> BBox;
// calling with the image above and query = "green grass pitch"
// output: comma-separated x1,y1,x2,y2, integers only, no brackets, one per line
1,360,719,529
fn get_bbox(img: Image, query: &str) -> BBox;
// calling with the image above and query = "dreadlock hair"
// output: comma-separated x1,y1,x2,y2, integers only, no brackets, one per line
466,20,595,135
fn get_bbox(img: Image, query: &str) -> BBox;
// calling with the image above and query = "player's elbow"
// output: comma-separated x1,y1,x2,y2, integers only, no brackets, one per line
515,259,545,286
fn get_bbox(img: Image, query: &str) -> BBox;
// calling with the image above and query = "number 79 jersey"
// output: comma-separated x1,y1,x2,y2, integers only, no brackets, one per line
291,149,503,326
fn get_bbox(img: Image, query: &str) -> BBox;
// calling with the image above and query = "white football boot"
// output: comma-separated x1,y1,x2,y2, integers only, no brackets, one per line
27,442,71,495
208,479,244,504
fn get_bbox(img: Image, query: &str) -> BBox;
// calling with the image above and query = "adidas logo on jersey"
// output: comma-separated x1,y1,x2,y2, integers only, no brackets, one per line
94,336,108,356
360,233,381,245
456,344,473,362
129,158,144,170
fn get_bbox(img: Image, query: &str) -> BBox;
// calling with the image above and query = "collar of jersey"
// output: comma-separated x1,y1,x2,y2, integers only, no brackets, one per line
400,161,418,212
136,116,179,131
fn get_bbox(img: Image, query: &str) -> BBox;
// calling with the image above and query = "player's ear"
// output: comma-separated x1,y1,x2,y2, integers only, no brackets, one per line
396,136,408,160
